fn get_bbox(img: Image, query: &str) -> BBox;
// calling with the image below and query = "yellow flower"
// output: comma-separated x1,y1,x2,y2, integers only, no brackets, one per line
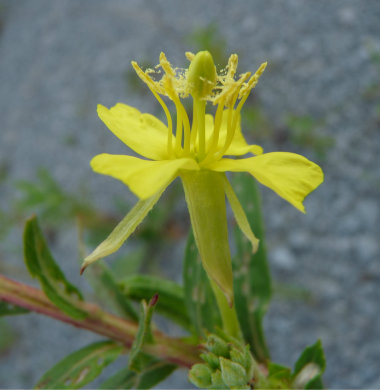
81,51,323,310
91,52,322,212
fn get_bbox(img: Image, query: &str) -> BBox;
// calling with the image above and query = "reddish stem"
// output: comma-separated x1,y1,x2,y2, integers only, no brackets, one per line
0,274,200,368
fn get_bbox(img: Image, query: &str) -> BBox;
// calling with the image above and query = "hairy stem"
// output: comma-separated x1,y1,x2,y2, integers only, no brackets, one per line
0,274,200,368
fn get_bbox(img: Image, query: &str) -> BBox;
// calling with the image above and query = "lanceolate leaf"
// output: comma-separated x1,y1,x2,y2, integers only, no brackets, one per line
23,216,87,320
119,274,191,331
183,231,222,337
35,340,124,389
128,295,158,372
0,301,29,316
231,173,272,362
100,356,176,389
292,340,325,389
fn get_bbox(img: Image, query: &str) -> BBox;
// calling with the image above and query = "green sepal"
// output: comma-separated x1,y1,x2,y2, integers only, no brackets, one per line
81,190,163,272
223,176,259,253
100,356,176,389
231,173,272,362
35,340,124,389
119,274,191,330
128,295,157,372
183,230,222,337
23,215,87,320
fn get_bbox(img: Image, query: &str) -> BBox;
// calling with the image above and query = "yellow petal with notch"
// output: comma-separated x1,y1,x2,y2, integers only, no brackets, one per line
208,152,324,213
91,153,199,199
97,103,171,160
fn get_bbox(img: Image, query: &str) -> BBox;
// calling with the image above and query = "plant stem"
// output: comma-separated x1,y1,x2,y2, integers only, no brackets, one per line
0,274,200,368
209,278,242,340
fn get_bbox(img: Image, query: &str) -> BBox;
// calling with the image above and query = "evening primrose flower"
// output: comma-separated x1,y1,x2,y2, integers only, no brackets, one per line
81,51,323,312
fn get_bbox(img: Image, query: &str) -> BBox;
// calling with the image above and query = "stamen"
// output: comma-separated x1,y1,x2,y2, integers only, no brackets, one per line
159,54,191,156
226,54,238,79
203,90,239,165
159,52,176,77
213,71,251,107
131,61,165,95
194,98,207,160
206,96,226,156
132,61,173,157
179,102,191,154
174,101,183,156
190,101,198,150
239,62,267,99
185,52,195,61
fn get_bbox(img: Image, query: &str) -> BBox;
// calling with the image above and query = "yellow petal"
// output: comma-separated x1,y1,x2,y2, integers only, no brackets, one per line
205,110,263,156
97,103,171,160
209,152,324,213
91,154,199,199
80,190,163,273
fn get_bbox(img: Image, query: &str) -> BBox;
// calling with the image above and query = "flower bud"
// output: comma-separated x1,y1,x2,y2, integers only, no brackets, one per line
200,352,220,370
187,51,217,98
220,357,249,388
207,334,230,358
211,370,227,388
230,345,254,379
188,363,212,388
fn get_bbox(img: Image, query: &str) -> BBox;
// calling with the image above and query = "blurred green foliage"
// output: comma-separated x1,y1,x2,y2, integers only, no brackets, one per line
124,60,154,95
0,319,16,354
186,23,228,66
1,166,184,284
285,115,334,159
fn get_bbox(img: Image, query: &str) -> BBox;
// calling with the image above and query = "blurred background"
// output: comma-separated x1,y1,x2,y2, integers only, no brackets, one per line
0,0,379,388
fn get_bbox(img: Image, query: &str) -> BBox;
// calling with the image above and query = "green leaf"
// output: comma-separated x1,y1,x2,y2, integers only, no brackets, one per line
87,261,138,321
100,356,176,389
268,362,292,382
183,230,222,337
0,301,29,316
35,340,124,389
81,190,163,273
292,340,325,389
119,274,191,330
128,295,158,372
231,173,272,362
23,216,87,320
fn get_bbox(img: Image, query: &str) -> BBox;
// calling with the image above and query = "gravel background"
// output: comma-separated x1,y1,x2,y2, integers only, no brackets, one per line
0,1,379,389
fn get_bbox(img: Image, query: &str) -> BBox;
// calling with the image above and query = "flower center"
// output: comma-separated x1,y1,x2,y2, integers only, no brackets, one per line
131,51,267,165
